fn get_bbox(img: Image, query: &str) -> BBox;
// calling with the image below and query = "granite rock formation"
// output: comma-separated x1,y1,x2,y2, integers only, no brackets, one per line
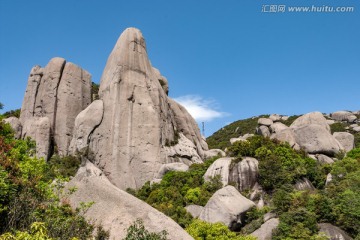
19,58,92,159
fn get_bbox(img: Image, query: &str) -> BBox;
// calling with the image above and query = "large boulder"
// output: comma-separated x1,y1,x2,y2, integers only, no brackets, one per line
82,28,207,190
65,161,193,240
290,111,330,132
251,218,279,240
269,122,288,134
257,125,270,137
270,128,300,150
69,100,104,153
203,157,232,186
318,223,353,240
2,117,22,139
229,157,259,192
19,58,92,159
316,154,334,164
293,124,343,156
331,111,357,123
258,118,273,127
199,186,255,231
294,178,315,191
333,132,354,153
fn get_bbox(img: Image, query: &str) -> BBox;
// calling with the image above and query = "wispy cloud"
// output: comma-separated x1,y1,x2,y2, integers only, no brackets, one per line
173,95,228,122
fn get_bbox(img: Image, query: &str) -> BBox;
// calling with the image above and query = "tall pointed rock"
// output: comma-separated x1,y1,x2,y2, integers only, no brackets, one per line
76,28,207,190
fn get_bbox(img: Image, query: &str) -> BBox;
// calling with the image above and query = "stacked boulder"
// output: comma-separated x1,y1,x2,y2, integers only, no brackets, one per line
255,112,355,163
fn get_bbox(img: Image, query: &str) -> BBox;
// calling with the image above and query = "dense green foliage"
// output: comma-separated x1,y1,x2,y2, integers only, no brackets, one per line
2,109,21,118
186,219,256,240
0,117,108,239
206,116,267,149
124,219,168,240
228,136,326,191
128,157,222,227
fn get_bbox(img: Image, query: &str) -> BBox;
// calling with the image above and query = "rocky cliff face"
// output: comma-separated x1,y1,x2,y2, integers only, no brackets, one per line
67,28,207,190
19,58,92,159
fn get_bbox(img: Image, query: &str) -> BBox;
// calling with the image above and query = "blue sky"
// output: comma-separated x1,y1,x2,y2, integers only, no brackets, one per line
0,0,359,136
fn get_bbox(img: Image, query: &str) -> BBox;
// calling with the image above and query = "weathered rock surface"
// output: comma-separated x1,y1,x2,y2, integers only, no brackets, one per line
331,111,357,123
294,178,315,191
271,128,300,150
204,157,232,186
333,132,354,152
251,218,279,240
156,162,189,179
204,149,226,159
185,205,204,218
257,125,271,137
269,114,282,122
19,58,92,159
230,134,254,144
66,161,193,240
199,186,255,231
258,118,273,126
3,117,22,139
293,124,343,156
319,223,353,240
81,28,207,190
22,117,51,159
316,154,334,164
55,62,92,155
269,122,288,133
291,111,331,132
69,100,104,153
229,157,259,192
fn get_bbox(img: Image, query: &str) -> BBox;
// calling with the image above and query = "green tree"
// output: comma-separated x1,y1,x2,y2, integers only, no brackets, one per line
124,219,168,240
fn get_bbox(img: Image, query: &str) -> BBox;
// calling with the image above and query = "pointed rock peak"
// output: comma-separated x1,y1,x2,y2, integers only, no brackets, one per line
100,28,153,93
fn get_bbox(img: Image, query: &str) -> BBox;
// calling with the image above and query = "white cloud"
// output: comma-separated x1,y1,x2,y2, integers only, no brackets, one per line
173,95,227,122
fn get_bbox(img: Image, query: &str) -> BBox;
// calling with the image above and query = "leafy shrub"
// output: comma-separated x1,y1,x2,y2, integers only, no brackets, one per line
124,219,168,240
186,219,256,240
330,122,348,133
0,120,108,239
130,157,221,227
2,109,21,118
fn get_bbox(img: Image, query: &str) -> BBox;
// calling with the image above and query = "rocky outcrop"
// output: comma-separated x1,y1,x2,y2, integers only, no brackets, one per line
251,218,279,240
257,125,271,137
19,58,92,159
66,161,193,240
331,111,357,123
269,122,288,134
2,117,22,139
229,157,259,192
294,124,343,156
271,112,344,156
290,111,331,132
71,28,207,190
55,62,92,155
258,118,273,126
199,186,255,231
333,132,354,152
204,157,232,186
319,223,353,240
271,128,300,150
204,149,226,159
